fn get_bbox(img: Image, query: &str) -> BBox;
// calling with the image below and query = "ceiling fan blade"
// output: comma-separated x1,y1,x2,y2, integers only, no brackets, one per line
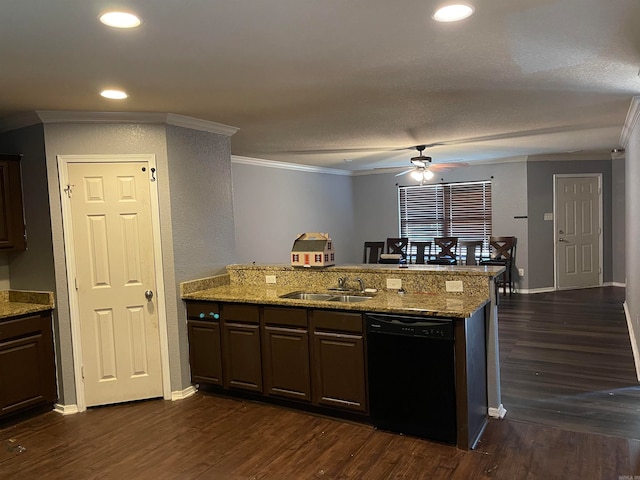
429,162,469,171
395,168,415,177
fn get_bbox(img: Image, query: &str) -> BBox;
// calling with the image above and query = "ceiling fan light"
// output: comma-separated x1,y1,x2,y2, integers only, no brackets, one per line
410,169,425,181
432,4,475,22
423,169,435,180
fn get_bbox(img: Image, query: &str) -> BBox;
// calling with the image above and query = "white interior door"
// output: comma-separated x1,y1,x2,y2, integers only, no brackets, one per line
67,161,163,406
554,175,602,289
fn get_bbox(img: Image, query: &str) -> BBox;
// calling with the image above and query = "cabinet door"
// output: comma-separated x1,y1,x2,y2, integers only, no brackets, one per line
0,314,56,417
0,156,26,251
312,331,367,413
187,320,223,386
222,322,263,392
263,325,311,402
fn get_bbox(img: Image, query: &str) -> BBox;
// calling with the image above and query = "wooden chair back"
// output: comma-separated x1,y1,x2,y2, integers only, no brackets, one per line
460,240,483,266
363,241,385,263
385,237,409,259
411,241,432,264
433,237,458,261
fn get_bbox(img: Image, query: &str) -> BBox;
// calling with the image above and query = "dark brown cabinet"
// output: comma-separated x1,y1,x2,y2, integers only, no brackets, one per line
186,302,223,386
311,310,367,413
221,304,262,393
0,154,26,251
263,307,311,402
184,300,367,414
0,311,56,419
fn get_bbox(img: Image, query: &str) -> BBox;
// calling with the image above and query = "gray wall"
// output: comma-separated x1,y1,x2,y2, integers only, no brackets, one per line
166,125,237,385
232,161,357,264
626,112,640,364
612,158,625,284
353,161,530,287
526,158,613,290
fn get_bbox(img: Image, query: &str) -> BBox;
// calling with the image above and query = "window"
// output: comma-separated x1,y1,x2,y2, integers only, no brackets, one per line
398,180,492,257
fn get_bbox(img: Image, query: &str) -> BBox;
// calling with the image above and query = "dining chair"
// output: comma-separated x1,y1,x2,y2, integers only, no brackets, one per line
410,241,433,264
480,236,517,295
427,237,458,265
363,241,385,264
460,240,483,266
379,237,409,264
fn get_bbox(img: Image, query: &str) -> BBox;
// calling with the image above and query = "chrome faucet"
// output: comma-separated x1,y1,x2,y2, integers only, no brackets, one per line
354,277,365,293
337,276,348,290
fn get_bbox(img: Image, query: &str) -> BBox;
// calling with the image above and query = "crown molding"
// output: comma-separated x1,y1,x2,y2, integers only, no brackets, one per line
165,113,238,136
231,155,351,176
620,96,640,148
0,111,239,137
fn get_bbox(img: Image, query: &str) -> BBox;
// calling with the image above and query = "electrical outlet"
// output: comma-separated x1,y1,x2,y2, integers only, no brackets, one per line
265,275,277,284
446,280,463,292
518,268,525,277
386,278,402,290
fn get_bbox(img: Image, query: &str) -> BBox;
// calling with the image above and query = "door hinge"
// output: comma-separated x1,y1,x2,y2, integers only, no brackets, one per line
64,184,74,198
74,277,78,290
81,366,85,380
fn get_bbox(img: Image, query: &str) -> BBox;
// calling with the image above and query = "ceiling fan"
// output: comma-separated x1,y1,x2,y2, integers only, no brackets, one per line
395,145,467,183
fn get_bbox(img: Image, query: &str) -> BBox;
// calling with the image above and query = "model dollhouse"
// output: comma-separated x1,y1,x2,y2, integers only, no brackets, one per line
290,232,335,268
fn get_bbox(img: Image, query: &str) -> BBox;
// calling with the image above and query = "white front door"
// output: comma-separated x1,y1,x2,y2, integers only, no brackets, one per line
554,175,602,289
67,160,163,407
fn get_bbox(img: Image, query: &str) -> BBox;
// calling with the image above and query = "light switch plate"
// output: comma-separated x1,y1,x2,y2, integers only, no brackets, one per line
446,280,464,292
266,275,277,284
386,278,402,289
544,212,554,221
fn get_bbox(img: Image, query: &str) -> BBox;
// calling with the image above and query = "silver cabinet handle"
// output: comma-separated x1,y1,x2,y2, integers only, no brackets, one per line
145,290,154,301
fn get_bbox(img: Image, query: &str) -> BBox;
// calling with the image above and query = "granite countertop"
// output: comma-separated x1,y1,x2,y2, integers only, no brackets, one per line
0,290,55,320
183,284,489,319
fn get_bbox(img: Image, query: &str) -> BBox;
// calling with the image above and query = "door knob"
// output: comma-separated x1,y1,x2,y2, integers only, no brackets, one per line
558,238,567,242
145,290,154,301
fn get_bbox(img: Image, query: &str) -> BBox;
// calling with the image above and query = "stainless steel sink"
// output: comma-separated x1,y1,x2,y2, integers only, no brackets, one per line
327,295,373,303
279,291,373,303
279,292,336,301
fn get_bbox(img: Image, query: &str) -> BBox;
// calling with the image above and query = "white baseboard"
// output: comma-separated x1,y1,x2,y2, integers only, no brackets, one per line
604,281,626,287
54,403,79,415
171,385,197,401
624,301,640,382
516,287,556,295
488,404,507,419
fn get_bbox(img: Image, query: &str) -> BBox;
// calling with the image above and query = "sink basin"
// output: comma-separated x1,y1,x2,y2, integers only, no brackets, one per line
327,295,373,303
279,291,373,303
279,292,336,301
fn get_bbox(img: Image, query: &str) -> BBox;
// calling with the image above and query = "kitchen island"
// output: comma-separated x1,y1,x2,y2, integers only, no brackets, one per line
181,263,504,450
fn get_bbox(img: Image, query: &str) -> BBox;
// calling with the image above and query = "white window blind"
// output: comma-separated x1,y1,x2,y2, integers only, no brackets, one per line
398,180,492,256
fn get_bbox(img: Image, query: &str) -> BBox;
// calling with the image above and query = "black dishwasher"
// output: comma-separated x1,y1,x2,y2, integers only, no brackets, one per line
366,313,456,444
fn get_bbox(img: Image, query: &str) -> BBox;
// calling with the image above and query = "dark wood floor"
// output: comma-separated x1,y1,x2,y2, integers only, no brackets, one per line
1,286,639,478
498,286,640,439
1,393,639,479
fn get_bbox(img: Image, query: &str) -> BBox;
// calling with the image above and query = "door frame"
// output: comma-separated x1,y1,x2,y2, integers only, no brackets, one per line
58,154,171,412
553,173,603,290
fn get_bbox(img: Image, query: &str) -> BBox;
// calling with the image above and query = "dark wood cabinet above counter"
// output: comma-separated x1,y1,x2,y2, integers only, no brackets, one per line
0,154,26,251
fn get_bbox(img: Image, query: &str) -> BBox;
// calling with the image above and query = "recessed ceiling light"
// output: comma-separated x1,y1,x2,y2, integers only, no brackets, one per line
100,89,128,100
432,4,475,22
99,11,142,28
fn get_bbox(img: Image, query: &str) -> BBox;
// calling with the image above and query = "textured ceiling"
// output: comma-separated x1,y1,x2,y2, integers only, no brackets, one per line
1,0,639,171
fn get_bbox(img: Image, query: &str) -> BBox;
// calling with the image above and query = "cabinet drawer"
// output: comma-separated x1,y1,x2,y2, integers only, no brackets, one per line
186,302,220,320
222,303,260,323
312,310,363,333
264,307,307,328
